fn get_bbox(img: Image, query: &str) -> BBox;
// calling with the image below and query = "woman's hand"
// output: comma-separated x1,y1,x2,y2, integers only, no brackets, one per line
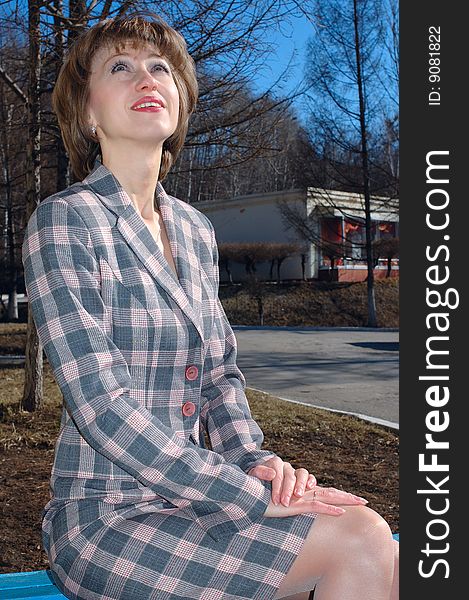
248,456,317,507
263,486,369,518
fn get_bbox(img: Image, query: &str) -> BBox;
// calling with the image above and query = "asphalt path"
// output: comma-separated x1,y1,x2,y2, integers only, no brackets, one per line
0,326,399,428
233,327,399,429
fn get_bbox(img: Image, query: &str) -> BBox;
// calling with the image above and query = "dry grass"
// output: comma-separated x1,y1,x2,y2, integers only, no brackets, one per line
0,365,60,451
219,278,399,327
0,323,27,355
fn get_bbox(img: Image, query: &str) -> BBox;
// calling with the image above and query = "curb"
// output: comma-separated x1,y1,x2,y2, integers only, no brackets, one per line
233,325,399,332
247,386,399,431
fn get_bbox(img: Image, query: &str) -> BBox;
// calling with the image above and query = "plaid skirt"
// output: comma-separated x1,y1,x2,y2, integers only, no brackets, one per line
42,498,317,600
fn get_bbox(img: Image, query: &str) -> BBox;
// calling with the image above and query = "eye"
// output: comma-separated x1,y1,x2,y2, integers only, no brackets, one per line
152,62,171,74
110,60,171,75
110,60,128,73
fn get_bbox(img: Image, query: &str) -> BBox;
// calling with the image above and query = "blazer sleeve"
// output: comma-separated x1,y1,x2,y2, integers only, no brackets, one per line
199,223,277,473
22,197,272,541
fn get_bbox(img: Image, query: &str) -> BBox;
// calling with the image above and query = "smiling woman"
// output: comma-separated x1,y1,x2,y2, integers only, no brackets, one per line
52,13,198,183
86,43,180,177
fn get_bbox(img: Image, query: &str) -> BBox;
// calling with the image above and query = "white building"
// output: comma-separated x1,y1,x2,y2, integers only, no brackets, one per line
196,188,399,283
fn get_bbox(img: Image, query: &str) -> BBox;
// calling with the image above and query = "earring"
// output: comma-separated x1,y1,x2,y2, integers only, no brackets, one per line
90,125,97,137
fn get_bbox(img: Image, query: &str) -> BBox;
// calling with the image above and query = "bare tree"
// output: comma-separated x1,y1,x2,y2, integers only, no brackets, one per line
372,236,399,277
289,0,399,326
21,0,44,411
158,1,317,200
0,101,17,320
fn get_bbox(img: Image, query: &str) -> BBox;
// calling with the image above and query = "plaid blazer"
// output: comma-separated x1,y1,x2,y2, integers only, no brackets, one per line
22,157,277,543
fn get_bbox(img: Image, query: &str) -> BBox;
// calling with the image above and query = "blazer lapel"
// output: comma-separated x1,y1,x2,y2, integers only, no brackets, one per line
82,158,204,341
155,185,205,326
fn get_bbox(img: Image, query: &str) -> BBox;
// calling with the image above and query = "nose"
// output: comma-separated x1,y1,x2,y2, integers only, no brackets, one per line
135,67,157,90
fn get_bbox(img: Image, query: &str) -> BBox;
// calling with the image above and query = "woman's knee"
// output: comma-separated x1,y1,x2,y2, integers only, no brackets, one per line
311,505,393,566
274,507,395,598
344,505,392,538
337,505,395,572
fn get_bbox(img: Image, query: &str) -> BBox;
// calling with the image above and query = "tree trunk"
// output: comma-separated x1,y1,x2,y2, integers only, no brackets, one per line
387,256,392,277
257,297,264,326
276,258,284,284
0,104,18,321
54,0,69,190
353,0,377,327
22,308,44,412
6,171,18,320
21,0,43,412
226,262,233,284
7,290,18,321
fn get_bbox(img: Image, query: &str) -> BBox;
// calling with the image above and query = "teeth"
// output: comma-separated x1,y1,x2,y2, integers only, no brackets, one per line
134,102,162,109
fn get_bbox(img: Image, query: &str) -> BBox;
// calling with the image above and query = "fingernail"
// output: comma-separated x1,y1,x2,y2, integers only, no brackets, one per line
282,495,291,506
273,496,279,506
354,496,368,504
334,507,346,514
295,488,304,497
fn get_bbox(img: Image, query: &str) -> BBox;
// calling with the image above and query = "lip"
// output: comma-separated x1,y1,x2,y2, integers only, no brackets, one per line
130,96,165,110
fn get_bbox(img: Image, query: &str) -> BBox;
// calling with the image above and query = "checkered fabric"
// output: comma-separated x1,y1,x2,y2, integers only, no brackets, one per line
22,157,316,599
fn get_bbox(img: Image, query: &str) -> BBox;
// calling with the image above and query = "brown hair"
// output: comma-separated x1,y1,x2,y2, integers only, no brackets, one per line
52,11,198,182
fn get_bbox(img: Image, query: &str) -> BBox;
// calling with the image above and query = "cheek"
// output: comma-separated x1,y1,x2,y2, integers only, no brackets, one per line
166,76,178,102
171,88,180,125
88,85,122,122
88,88,105,120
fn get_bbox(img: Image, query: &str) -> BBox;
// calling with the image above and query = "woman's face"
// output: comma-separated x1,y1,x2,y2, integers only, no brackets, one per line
87,41,180,150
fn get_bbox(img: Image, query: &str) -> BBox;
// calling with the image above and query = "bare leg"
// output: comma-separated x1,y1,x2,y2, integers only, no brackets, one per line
390,540,399,600
274,505,397,599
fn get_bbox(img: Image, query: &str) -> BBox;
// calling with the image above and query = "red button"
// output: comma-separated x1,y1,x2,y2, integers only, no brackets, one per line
185,365,199,381
182,402,196,417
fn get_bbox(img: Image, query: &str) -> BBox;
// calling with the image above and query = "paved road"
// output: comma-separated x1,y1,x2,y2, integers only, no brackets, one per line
233,327,399,428
0,327,399,427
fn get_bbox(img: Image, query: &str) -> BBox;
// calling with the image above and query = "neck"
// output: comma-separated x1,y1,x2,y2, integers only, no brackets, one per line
101,143,163,220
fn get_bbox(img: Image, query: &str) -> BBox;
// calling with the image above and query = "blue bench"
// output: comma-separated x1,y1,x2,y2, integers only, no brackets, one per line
0,570,65,599
0,534,399,599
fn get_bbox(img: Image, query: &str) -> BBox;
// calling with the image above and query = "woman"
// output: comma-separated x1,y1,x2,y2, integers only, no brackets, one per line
22,12,398,600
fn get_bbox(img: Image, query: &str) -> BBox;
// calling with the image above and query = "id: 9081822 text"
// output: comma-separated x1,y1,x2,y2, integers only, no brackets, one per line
428,26,441,106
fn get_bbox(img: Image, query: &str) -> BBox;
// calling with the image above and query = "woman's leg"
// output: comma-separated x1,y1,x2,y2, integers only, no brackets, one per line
390,539,399,600
274,505,397,600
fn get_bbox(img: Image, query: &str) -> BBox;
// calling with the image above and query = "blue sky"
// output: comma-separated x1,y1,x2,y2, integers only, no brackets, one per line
250,12,314,124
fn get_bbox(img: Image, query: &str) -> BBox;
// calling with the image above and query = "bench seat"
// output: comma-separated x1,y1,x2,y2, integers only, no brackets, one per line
0,569,65,599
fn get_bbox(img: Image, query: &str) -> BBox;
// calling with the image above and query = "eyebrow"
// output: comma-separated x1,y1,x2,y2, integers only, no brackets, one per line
103,51,169,67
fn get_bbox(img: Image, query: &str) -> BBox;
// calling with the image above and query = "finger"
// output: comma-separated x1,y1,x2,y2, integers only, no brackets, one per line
280,463,297,507
267,459,286,506
322,487,368,505
248,465,277,481
292,468,310,498
306,474,317,489
309,487,368,505
284,495,346,517
309,500,346,516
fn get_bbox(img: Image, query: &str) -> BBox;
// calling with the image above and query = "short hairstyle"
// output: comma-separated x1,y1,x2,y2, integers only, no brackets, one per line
52,11,198,182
